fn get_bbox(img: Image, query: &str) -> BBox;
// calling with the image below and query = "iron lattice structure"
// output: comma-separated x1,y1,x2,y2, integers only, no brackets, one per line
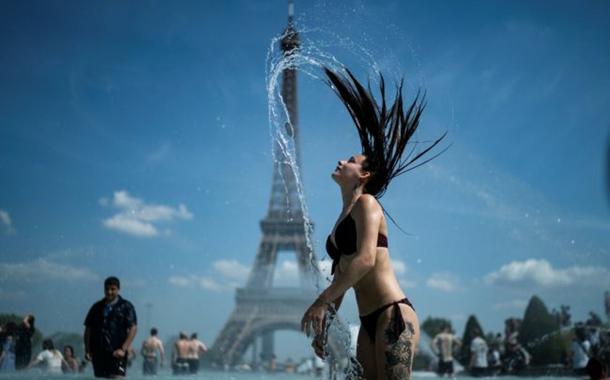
208,3,350,368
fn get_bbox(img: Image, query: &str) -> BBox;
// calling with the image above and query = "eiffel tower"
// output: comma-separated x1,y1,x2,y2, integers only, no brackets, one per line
208,1,350,369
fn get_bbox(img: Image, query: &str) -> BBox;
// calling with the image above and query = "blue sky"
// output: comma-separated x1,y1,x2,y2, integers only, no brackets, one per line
1,0,609,360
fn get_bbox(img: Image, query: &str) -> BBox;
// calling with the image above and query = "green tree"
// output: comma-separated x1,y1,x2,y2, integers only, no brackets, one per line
586,311,603,327
421,317,453,338
551,305,572,327
458,315,484,366
519,295,567,365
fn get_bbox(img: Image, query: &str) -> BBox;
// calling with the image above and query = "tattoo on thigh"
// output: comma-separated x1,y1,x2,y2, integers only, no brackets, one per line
346,357,365,380
384,321,416,380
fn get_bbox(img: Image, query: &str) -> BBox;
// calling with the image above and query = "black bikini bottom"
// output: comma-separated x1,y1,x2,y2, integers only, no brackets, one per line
359,297,414,342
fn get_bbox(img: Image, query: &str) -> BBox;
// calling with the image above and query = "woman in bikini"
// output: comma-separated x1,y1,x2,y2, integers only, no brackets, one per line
301,66,446,380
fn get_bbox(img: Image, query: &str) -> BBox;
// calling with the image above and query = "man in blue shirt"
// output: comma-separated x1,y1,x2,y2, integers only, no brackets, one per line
84,276,137,378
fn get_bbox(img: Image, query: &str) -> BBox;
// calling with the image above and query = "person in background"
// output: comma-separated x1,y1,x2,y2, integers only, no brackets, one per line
469,328,489,377
172,332,190,375
587,357,610,380
431,323,461,376
487,342,502,375
62,345,79,373
14,314,35,370
84,276,138,378
285,357,295,373
27,339,65,374
141,327,164,376
0,324,17,373
503,319,530,373
187,332,207,374
571,325,592,376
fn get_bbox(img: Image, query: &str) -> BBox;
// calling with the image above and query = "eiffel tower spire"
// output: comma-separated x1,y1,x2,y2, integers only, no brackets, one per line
207,1,350,368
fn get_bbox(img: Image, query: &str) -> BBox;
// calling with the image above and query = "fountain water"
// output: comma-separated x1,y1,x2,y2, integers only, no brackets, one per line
265,18,441,378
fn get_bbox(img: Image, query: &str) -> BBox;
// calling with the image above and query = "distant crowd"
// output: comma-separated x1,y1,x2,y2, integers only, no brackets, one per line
0,276,208,378
2,276,609,379
430,321,610,380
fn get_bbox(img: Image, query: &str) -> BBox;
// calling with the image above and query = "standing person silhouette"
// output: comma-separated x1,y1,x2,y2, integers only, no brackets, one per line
14,314,35,370
141,328,164,376
84,276,138,378
301,66,447,380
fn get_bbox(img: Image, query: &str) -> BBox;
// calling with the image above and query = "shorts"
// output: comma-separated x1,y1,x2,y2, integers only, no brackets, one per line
470,367,488,377
143,356,158,375
91,351,127,378
188,358,199,373
438,360,454,375
173,358,190,375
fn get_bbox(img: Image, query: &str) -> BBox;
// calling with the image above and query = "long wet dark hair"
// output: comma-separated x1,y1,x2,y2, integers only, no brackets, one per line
324,66,447,198
324,66,449,230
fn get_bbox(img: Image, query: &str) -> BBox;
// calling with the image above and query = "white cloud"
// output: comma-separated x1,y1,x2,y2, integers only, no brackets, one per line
101,190,193,238
103,214,158,237
392,259,407,275
198,277,223,291
426,272,460,292
392,259,416,288
493,299,528,311
167,274,231,292
273,260,302,286
169,258,330,292
168,275,193,287
276,260,299,277
399,278,417,289
212,260,250,281
0,209,16,235
0,259,99,282
168,259,252,292
484,259,610,288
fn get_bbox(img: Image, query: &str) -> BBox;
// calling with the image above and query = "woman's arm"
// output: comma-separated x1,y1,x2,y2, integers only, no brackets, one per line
26,356,41,369
301,195,381,337
318,195,381,304
331,292,345,311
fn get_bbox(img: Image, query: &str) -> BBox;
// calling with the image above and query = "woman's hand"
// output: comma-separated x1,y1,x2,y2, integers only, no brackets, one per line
311,332,327,359
301,297,329,337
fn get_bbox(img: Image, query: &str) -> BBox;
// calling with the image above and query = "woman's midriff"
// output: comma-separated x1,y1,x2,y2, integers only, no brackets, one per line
340,249,407,316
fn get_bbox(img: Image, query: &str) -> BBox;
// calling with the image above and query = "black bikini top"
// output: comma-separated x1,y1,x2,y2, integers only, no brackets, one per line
325,211,388,275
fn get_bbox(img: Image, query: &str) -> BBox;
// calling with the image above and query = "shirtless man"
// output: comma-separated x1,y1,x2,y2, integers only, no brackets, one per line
186,333,207,374
141,328,164,376
172,332,190,375
431,324,461,376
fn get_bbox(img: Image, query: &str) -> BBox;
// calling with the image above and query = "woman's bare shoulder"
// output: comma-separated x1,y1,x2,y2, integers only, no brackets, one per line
352,194,381,216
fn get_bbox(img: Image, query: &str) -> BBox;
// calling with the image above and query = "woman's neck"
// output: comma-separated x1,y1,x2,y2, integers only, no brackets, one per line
340,184,363,211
